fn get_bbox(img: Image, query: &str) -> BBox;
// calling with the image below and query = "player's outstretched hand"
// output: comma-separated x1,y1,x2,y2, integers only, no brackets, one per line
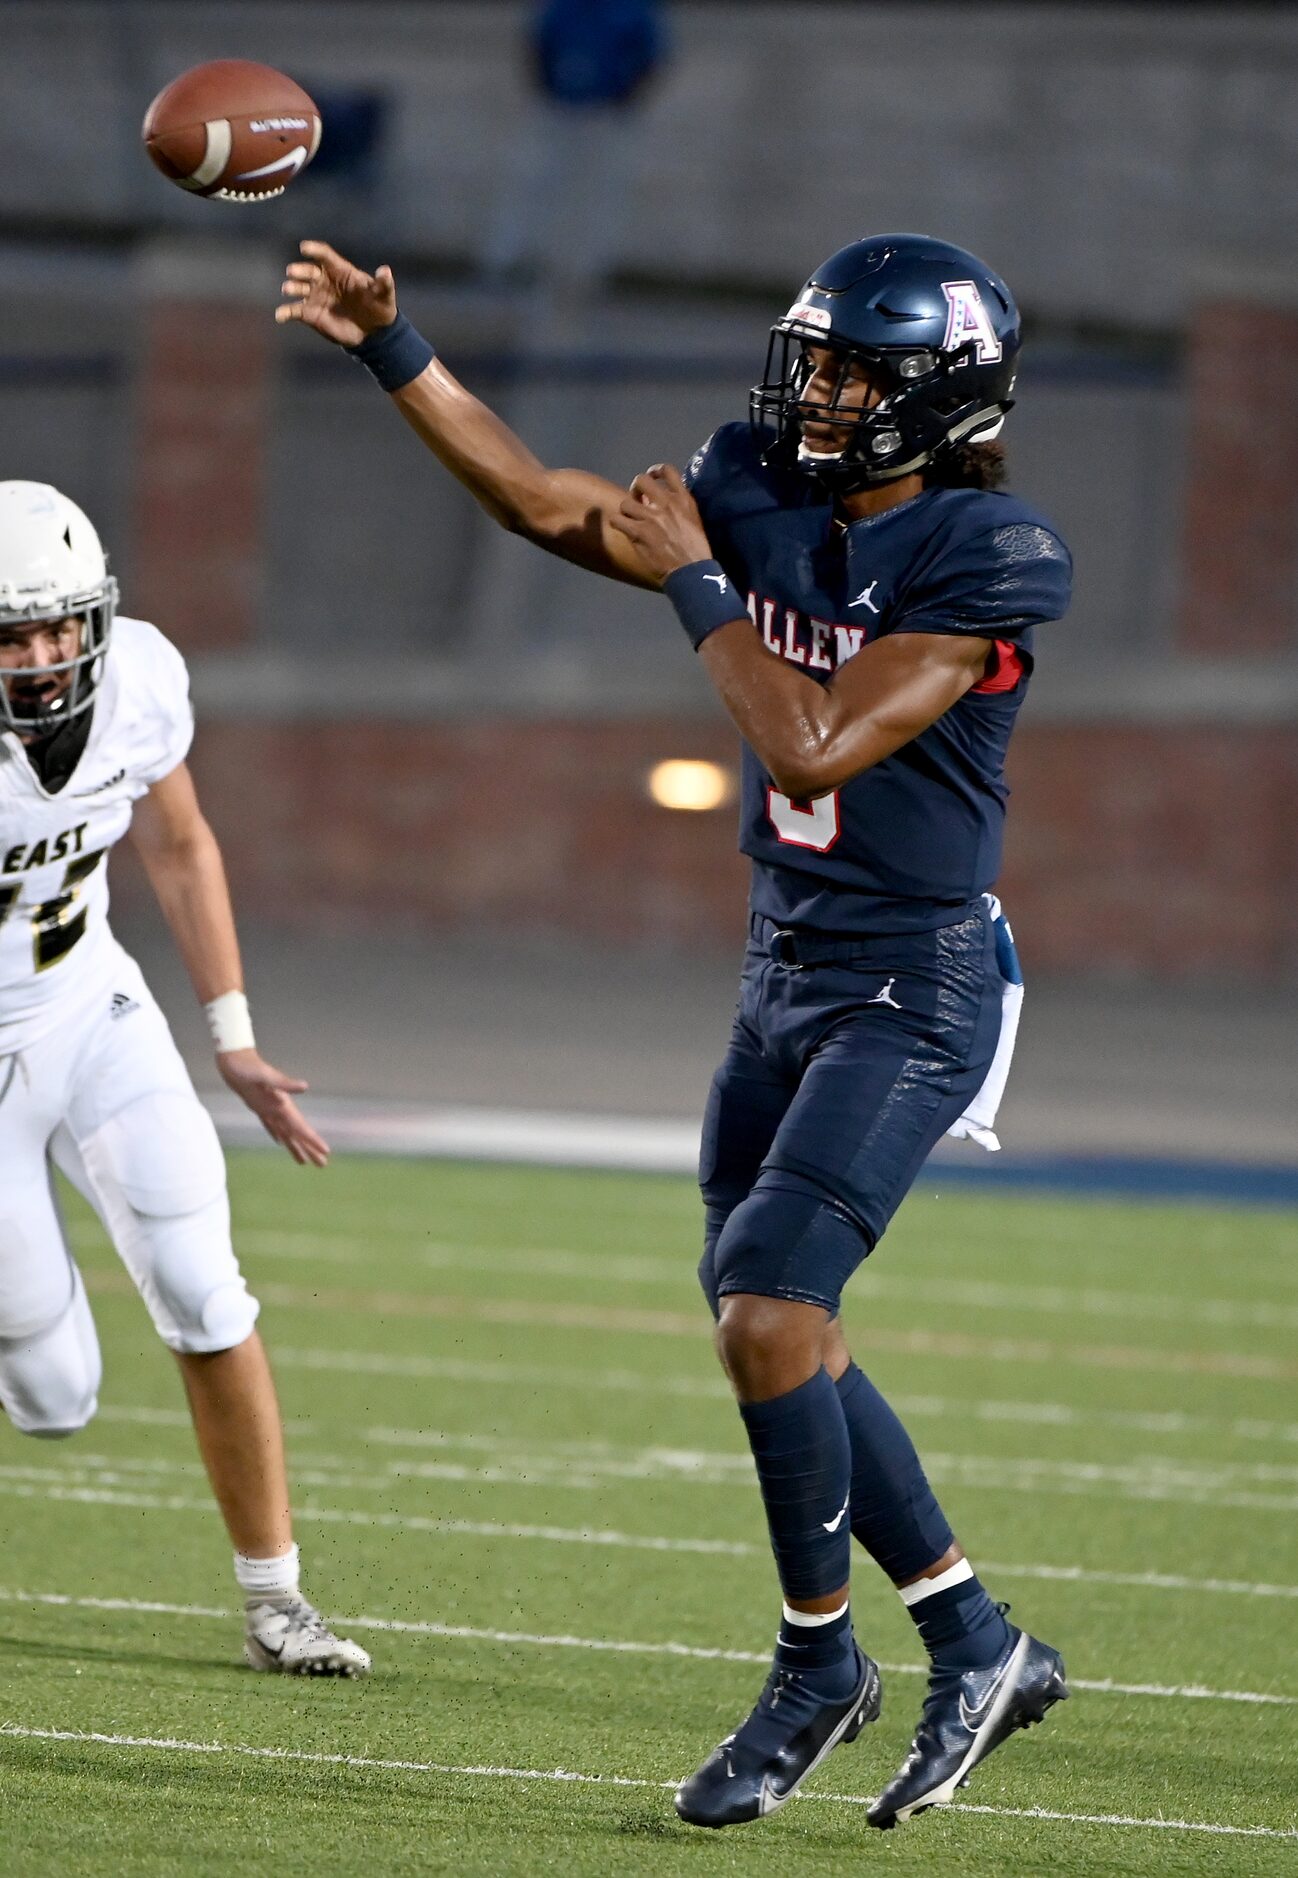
276,240,398,348
217,1048,331,1168
610,464,714,584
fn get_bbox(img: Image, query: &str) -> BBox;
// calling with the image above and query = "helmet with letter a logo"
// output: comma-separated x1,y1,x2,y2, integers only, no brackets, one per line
750,233,1020,490
0,481,117,737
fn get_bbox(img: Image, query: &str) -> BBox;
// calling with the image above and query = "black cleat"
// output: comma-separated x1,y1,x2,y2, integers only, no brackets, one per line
867,1626,1067,1829
675,1646,882,1829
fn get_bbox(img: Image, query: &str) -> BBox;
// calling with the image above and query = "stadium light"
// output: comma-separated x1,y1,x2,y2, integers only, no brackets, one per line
647,759,735,812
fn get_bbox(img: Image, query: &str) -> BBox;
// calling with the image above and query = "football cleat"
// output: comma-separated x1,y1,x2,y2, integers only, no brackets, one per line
867,1626,1067,1829
243,1595,372,1678
675,1646,882,1829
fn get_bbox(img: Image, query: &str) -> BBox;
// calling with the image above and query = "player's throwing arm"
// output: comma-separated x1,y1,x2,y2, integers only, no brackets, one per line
278,244,997,800
276,242,657,586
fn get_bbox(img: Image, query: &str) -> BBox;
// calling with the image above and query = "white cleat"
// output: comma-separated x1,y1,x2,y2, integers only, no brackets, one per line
243,1595,372,1678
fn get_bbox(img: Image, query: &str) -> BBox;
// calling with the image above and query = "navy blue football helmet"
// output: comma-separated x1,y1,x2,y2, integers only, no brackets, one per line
750,233,1020,491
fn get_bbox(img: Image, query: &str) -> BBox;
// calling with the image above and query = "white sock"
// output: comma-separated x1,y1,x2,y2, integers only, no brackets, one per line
782,1598,849,1628
897,1557,974,1607
234,1542,300,1602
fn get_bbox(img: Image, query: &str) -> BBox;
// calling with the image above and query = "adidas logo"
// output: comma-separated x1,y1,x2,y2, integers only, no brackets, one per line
74,768,126,797
108,991,139,1020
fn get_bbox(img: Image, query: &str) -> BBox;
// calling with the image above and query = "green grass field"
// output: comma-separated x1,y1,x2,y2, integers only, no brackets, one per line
2,1153,1296,1876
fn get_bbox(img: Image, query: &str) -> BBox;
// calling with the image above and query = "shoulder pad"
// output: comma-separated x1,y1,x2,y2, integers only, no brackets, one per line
682,422,767,506
107,615,194,781
899,494,1072,632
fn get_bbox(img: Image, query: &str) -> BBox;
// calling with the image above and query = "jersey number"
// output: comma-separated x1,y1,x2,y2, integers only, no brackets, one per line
0,851,105,972
767,787,841,852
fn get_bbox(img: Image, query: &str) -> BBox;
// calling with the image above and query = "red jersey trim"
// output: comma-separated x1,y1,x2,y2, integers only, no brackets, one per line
970,638,1025,695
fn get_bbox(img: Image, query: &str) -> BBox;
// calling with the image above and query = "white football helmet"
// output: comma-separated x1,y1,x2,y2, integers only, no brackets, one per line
0,481,117,737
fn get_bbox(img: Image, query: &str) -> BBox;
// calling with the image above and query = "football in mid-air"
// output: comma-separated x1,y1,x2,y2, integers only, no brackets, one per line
143,60,321,201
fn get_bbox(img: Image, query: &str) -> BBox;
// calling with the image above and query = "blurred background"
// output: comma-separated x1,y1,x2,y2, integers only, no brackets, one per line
2,0,1295,1177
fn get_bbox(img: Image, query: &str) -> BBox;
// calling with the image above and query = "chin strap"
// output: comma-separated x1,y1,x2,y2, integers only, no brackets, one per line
21,704,94,791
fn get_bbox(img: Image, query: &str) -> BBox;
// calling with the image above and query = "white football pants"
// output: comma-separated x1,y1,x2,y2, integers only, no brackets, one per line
0,948,258,1437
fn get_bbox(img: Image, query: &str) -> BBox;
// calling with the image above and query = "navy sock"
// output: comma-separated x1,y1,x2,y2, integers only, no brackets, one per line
738,1367,853,1606
834,1362,1008,1670
773,1604,857,1694
906,1573,1011,1674
774,1605,852,1670
834,1361,954,1579
733,1607,858,1750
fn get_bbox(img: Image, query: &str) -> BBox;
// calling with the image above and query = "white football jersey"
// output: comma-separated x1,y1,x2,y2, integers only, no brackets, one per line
0,616,192,1053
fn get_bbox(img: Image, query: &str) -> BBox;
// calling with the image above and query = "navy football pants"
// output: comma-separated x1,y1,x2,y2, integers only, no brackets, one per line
698,904,1003,1317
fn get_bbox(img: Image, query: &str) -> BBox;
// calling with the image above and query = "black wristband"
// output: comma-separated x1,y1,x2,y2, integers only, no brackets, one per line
662,560,746,651
346,313,436,393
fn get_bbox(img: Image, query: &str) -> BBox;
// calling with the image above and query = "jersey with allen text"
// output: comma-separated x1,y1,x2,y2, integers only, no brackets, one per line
0,616,192,1052
684,423,1073,934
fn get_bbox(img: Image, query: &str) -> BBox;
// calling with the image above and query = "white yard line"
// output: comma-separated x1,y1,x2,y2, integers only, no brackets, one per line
165,1228,1298,1334
96,1405,318,1437
1,1722,1295,1838
275,1345,735,1398
194,1097,707,1172
0,1480,758,1555
362,1425,1298,1490
10,1435,1298,1514
4,1467,1298,1610
2,1590,1296,1710
880,1273,1298,1334
919,1453,1298,1513
977,1561,1298,1602
95,1405,194,1428
0,1457,389,1495
268,1347,1298,1447
254,1289,1298,1385
923,1396,1298,1447
78,1269,1298,1381
9,1422,1295,1597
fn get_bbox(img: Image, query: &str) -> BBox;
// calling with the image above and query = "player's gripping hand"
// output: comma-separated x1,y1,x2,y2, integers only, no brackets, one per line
217,1049,331,1168
276,240,397,347
610,464,715,585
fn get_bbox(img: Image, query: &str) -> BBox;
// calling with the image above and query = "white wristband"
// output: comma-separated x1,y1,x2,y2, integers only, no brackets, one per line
205,990,255,1054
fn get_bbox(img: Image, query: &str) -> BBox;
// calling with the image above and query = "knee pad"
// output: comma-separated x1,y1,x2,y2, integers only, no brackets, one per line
0,1267,101,1437
75,1093,257,1355
130,1196,260,1354
712,1174,872,1316
0,1183,85,1344
697,1204,730,1320
697,1245,720,1320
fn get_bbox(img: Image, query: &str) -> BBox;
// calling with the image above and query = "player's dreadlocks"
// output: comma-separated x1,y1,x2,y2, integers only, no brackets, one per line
925,440,1007,491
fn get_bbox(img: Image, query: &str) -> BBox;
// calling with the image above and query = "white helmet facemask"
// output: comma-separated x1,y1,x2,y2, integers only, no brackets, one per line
0,481,117,738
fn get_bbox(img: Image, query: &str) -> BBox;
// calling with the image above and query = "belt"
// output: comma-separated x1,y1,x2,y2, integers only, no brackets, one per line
750,913,889,969
750,905,983,969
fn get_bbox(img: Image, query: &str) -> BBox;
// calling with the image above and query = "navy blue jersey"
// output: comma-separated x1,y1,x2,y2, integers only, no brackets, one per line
684,423,1072,935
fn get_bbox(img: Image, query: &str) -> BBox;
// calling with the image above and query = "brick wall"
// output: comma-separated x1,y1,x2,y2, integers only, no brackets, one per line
184,718,753,951
1002,724,1298,979
131,242,274,652
1180,301,1298,656
110,716,1298,982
